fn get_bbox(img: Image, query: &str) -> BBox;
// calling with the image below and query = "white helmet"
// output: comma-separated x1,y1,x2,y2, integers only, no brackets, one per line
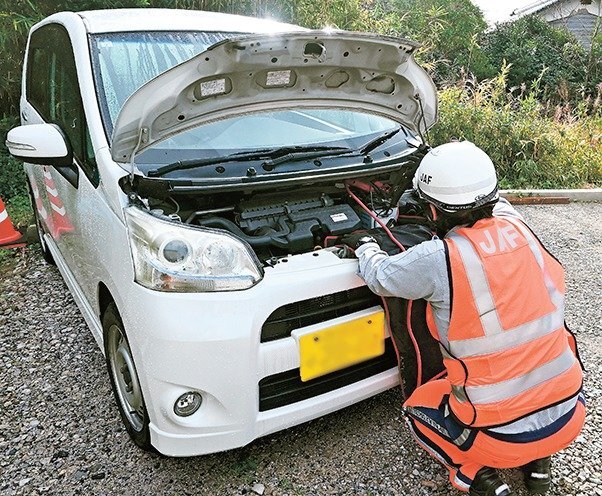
414,141,499,212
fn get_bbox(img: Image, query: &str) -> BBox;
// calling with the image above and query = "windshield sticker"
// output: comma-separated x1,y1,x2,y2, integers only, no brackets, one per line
266,70,292,87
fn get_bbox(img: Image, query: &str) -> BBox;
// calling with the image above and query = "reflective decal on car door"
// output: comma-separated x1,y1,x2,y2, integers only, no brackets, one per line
42,166,74,238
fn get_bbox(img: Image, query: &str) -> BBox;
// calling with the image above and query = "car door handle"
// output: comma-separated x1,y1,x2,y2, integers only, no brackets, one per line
21,110,29,122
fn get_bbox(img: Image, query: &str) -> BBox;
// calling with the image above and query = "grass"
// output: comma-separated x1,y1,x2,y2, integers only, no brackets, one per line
0,247,22,272
0,250,13,269
4,193,32,228
0,193,31,270
430,70,602,189
229,453,260,484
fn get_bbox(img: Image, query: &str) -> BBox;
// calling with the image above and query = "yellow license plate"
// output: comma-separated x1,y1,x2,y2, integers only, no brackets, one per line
298,311,385,382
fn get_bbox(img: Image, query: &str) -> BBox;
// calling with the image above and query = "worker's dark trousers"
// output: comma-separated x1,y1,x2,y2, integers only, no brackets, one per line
403,380,585,492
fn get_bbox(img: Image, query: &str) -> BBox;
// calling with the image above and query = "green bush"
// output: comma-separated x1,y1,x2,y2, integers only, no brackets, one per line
0,117,27,200
430,70,602,188
4,193,32,227
0,155,27,199
481,15,599,102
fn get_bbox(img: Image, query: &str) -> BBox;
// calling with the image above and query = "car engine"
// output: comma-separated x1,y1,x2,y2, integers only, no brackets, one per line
188,192,362,255
137,168,425,264
135,145,428,264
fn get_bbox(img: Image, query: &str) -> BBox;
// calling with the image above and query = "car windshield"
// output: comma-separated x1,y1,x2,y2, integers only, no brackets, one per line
90,32,400,165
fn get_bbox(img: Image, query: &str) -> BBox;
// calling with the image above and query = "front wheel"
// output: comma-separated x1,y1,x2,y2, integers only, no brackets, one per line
102,302,154,452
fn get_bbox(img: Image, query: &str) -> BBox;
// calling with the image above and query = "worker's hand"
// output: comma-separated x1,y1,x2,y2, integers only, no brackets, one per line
340,232,378,250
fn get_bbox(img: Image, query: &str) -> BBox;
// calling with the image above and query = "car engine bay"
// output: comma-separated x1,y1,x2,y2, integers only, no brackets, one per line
127,145,429,265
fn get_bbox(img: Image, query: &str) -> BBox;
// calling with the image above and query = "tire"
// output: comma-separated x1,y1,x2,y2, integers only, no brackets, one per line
27,184,55,265
102,302,155,452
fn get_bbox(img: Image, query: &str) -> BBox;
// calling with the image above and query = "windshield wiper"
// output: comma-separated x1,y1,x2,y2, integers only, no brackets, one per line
147,145,352,177
146,129,403,178
148,150,274,177
262,128,404,170
360,127,402,155
260,146,357,169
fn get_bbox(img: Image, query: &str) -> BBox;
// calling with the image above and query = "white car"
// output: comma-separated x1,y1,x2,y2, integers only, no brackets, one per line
6,9,437,456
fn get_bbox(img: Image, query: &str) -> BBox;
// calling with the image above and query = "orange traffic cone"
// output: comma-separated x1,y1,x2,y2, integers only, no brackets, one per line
0,196,25,248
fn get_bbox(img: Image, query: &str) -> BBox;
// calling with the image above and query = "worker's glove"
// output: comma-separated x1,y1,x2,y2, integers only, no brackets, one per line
340,232,378,250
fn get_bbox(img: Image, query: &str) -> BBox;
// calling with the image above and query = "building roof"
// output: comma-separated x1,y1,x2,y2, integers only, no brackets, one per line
511,0,602,18
76,9,302,34
511,0,562,17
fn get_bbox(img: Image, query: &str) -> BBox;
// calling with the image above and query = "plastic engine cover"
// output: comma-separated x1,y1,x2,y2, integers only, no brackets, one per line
287,204,361,235
236,195,362,252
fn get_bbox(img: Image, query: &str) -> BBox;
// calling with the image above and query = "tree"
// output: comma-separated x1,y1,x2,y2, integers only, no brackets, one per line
482,15,592,101
377,0,490,81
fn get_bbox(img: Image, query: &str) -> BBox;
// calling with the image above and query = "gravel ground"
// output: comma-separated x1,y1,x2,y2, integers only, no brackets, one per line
0,203,600,496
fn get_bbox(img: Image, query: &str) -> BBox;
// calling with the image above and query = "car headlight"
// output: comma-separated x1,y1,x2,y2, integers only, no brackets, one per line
125,206,263,292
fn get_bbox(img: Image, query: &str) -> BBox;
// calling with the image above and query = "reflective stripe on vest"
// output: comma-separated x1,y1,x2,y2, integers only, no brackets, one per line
464,347,575,405
442,217,581,427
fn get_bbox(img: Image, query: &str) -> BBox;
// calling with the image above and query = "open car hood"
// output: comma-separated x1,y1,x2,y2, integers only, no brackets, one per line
111,31,437,163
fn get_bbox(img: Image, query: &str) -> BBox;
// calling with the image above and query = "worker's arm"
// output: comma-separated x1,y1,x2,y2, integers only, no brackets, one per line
353,197,514,301
354,239,448,301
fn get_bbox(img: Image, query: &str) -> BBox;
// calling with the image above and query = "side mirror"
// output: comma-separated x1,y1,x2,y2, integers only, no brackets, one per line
5,124,73,167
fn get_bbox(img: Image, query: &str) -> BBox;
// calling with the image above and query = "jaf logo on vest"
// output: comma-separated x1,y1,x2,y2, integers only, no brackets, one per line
478,225,521,254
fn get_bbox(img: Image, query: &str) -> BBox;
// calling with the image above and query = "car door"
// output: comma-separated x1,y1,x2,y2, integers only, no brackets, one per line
22,23,100,300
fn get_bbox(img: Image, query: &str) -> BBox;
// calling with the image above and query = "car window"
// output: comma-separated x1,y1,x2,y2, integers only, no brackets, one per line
26,36,52,119
26,23,99,187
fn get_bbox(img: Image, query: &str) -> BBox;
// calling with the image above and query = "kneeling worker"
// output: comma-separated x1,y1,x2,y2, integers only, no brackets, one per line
342,141,585,495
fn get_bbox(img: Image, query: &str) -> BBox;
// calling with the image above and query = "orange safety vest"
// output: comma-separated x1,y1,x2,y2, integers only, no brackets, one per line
426,216,583,428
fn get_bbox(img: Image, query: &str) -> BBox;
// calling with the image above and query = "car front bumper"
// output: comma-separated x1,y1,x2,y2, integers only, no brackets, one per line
119,249,399,456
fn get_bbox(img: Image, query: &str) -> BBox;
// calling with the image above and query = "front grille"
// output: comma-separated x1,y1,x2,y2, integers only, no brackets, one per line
261,286,381,342
258,339,398,411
